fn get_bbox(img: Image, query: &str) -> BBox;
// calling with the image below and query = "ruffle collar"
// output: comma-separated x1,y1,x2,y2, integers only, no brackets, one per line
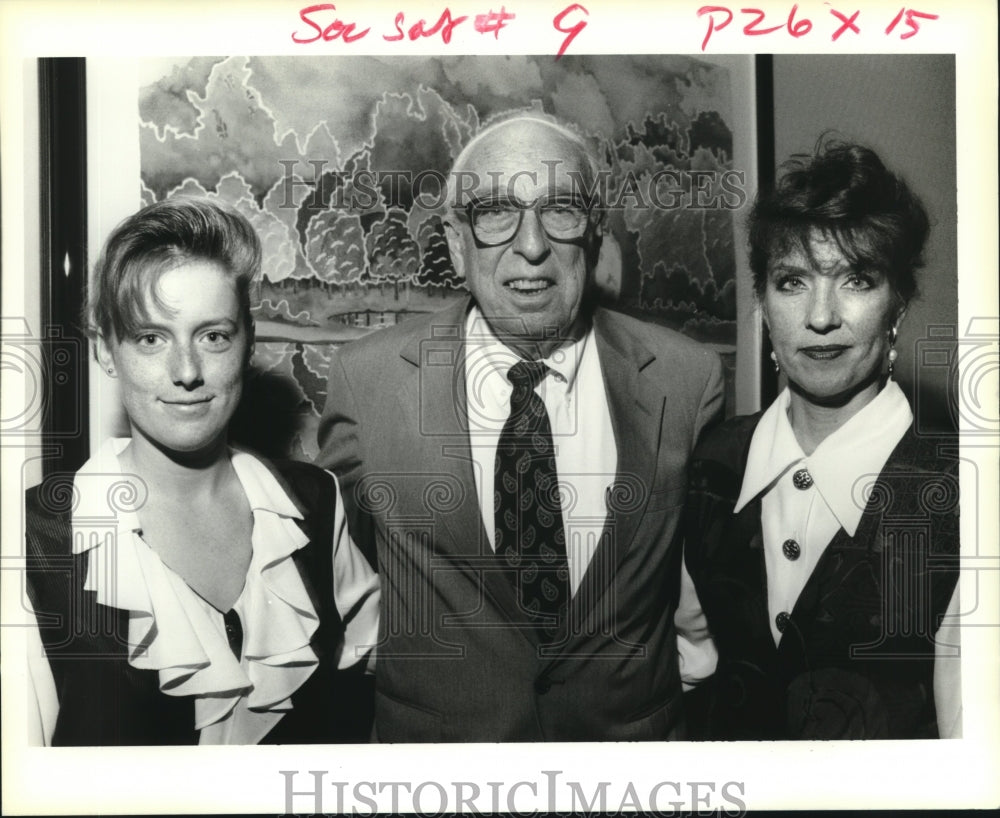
71,439,320,738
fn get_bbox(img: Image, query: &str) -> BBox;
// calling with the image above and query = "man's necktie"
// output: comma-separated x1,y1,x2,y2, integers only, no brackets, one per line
494,360,569,638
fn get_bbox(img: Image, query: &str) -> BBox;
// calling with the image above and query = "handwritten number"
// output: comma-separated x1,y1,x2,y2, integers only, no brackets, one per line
901,10,939,39
553,4,588,59
885,7,905,34
786,4,811,37
886,8,938,39
741,8,782,36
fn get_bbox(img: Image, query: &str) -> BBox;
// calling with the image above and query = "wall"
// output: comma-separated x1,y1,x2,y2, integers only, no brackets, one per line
771,54,957,428
3,61,44,491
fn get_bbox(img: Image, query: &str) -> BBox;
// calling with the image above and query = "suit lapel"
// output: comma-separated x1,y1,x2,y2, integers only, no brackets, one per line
398,298,480,557
570,310,664,627
400,298,539,644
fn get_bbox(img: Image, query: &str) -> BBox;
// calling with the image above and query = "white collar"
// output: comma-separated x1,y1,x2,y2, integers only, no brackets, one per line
734,382,913,535
71,438,319,734
465,305,590,390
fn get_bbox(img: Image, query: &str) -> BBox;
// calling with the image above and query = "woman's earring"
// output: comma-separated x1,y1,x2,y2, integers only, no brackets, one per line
888,327,899,378
106,367,115,376
770,350,780,373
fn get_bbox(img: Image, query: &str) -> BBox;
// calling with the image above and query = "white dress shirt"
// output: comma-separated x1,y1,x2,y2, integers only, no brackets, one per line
735,381,913,645
678,381,962,735
26,438,379,745
463,307,618,596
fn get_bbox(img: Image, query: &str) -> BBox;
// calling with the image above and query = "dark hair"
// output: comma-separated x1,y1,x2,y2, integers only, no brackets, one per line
87,196,261,341
748,138,929,306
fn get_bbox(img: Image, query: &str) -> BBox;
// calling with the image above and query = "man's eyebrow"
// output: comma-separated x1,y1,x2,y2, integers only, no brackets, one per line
472,191,587,206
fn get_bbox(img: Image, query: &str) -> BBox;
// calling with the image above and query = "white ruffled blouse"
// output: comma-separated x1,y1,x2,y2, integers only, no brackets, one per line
27,438,379,745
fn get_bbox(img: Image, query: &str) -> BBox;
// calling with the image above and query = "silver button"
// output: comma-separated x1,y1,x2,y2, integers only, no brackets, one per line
776,611,791,633
792,468,813,490
782,539,801,560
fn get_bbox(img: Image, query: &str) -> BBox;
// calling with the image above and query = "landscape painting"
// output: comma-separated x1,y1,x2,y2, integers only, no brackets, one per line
139,55,749,458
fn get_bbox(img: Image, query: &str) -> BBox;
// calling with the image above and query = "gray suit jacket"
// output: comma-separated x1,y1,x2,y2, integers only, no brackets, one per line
317,296,723,741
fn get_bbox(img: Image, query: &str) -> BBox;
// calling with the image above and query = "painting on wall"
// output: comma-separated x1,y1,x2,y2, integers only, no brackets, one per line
138,55,753,459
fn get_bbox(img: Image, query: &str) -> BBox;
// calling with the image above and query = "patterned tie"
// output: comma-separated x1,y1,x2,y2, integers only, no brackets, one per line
494,360,569,638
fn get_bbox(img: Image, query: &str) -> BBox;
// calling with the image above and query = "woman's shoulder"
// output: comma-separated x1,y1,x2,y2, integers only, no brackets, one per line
885,426,959,476
262,455,334,484
24,475,76,557
237,451,338,517
693,412,764,466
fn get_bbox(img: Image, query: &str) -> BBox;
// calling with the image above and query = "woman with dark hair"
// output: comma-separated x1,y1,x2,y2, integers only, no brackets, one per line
679,140,960,739
25,196,379,745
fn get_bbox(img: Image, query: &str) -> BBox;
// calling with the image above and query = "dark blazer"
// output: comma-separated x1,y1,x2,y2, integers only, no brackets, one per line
683,413,960,740
25,459,373,745
317,296,724,741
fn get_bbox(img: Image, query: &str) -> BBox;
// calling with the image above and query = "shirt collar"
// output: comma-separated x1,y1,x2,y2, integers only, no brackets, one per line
229,449,304,519
465,305,589,390
735,381,913,535
73,438,144,544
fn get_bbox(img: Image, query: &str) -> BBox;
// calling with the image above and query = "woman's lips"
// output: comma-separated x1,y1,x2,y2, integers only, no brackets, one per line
160,397,213,414
800,345,849,360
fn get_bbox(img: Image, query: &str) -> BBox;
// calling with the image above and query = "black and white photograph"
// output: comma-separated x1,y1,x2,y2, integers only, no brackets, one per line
1,0,997,814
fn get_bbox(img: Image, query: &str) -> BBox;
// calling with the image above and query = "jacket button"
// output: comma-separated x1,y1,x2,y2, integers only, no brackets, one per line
792,468,813,490
782,539,801,560
534,677,553,694
775,611,791,633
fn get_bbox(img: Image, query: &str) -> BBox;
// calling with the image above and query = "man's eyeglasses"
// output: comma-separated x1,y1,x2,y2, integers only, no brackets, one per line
457,197,595,247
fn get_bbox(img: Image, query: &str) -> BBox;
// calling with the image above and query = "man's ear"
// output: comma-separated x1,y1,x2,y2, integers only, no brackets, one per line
248,317,256,366
585,221,603,270
443,220,466,280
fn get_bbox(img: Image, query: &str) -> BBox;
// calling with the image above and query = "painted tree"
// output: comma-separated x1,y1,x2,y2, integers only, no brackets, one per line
305,210,365,290
365,208,420,299
415,216,461,292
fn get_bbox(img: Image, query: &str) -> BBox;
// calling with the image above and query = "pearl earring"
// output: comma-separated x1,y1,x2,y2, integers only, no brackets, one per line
770,350,780,373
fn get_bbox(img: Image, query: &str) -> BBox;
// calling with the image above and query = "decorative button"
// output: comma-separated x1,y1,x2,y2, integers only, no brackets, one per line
775,611,791,633
792,468,813,490
782,539,801,560
223,609,243,660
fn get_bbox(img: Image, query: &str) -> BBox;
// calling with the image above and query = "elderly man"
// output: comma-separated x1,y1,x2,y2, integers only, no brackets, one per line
317,114,723,741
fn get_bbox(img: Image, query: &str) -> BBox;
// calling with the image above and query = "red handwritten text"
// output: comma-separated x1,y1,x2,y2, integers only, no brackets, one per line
698,4,938,50
475,7,516,37
698,5,811,50
554,3,588,59
292,3,370,43
829,7,860,40
384,9,468,43
885,7,939,39
294,5,521,47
